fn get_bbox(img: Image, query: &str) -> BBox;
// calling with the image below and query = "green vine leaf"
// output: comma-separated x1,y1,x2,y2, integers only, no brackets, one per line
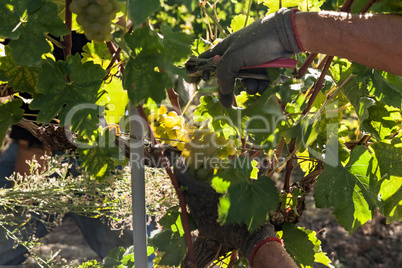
77,129,121,180
378,176,402,223
360,102,398,141
0,99,24,144
351,63,402,109
372,71,402,109
149,208,188,266
127,0,161,28
243,89,284,147
124,26,191,105
160,25,192,63
299,227,333,268
215,158,279,232
281,223,315,267
0,0,69,66
0,47,40,94
371,142,402,179
314,146,379,233
194,95,241,138
30,54,106,137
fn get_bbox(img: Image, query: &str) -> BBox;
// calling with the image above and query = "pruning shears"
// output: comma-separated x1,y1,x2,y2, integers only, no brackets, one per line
185,55,298,83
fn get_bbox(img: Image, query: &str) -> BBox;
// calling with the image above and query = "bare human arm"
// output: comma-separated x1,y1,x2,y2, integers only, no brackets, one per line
252,241,298,268
295,11,402,76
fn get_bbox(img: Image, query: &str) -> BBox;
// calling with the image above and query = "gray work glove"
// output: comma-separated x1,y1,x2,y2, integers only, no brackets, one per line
174,165,276,261
199,8,303,107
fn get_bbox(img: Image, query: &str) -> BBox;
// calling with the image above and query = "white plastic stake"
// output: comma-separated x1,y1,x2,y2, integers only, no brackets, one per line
129,104,148,267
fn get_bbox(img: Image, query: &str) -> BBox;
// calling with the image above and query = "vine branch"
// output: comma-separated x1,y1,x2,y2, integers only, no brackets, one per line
63,0,72,60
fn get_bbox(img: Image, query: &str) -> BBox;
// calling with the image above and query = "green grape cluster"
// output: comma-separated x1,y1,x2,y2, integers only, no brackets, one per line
148,105,187,151
181,129,237,180
69,0,121,42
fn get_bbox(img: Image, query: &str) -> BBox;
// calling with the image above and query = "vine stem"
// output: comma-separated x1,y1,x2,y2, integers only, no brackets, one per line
63,0,72,60
201,4,227,38
244,0,253,28
360,0,376,13
302,56,334,115
341,0,355,12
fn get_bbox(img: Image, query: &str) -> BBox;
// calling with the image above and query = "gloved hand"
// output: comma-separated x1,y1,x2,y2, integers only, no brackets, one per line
199,8,304,107
174,164,277,262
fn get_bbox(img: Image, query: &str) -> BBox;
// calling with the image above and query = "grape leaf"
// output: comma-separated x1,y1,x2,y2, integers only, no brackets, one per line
351,63,402,109
127,0,161,28
124,53,173,105
352,0,402,13
298,227,333,268
281,223,315,267
149,209,187,266
81,41,112,69
30,54,106,137
371,142,402,178
194,95,242,138
0,0,69,66
160,25,192,63
229,14,254,33
77,129,121,179
372,71,402,109
124,26,191,105
378,176,402,223
100,78,129,125
0,47,40,94
243,90,284,147
0,99,24,144
215,158,279,231
360,102,397,140
314,146,379,233
221,176,279,232
149,230,186,266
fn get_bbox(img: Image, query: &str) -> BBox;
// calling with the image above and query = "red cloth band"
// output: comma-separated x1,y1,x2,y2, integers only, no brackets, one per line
291,9,306,52
249,237,283,267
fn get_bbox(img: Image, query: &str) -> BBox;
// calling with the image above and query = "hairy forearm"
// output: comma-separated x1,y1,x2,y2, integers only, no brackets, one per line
252,241,298,268
295,11,402,76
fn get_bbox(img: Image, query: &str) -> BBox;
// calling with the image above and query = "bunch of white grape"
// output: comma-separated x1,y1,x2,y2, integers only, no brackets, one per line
148,105,187,151
147,105,238,180
69,0,121,42
181,128,238,180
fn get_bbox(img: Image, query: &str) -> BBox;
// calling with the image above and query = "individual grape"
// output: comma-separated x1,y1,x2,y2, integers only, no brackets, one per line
69,1,83,14
181,149,191,158
76,14,85,25
177,142,185,151
76,0,90,8
228,146,237,156
96,0,109,6
158,105,167,115
97,14,110,24
156,126,165,136
175,116,184,125
148,113,157,122
164,117,176,128
89,23,103,33
101,2,114,14
87,4,102,17
112,1,121,12
158,113,167,122
168,111,178,117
